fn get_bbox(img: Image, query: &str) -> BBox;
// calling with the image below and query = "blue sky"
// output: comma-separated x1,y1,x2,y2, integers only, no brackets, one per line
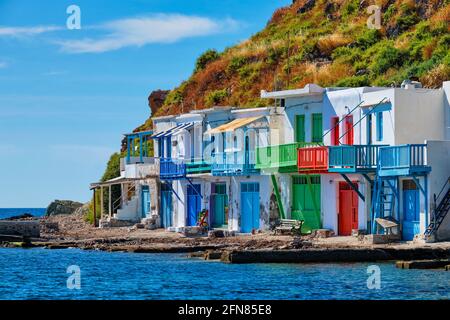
0,0,290,207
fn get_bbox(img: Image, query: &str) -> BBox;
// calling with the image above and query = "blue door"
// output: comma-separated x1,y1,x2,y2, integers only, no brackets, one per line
187,184,201,226
240,182,260,233
141,186,150,218
402,181,420,240
161,183,173,228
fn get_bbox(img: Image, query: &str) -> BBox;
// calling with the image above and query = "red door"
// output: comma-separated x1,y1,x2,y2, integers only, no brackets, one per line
338,182,358,236
344,115,354,145
331,116,340,146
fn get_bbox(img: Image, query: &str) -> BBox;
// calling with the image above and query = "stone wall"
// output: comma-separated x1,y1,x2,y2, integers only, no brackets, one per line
0,221,40,237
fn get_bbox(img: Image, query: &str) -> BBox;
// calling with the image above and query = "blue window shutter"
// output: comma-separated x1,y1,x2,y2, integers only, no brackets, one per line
376,112,383,141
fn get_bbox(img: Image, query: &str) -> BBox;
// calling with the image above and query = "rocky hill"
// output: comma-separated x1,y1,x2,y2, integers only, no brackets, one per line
138,0,449,129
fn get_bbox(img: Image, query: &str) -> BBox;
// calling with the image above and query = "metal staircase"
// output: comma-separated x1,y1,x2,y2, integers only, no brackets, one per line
371,176,398,234
425,177,450,238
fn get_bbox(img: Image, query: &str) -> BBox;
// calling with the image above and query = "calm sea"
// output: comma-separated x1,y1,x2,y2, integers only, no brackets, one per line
0,248,449,300
0,208,46,219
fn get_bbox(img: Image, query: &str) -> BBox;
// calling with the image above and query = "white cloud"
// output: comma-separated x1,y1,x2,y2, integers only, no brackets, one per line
42,70,67,76
58,14,238,53
0,25,62,37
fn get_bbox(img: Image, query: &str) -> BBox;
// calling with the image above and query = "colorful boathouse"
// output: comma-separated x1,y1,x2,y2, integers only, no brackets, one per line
91,81,450,242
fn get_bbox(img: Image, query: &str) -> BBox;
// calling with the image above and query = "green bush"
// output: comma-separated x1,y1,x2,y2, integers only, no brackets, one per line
205,89,229,106
195,49,220,72
335,75,370,87
164,81,188,105
369,44,403,74
86,153,121,223
228,55,248,74
342,0,360,18
396,3,419,33
355,29,381,49
383,4,397,22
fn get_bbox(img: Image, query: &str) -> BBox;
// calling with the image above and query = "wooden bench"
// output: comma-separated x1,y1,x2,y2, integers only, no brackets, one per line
274,219,304,236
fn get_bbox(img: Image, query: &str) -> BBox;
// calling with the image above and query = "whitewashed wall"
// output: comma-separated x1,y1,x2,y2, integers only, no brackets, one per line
426,140,450,240
444,81,450,140
283,95,324,144
395,88,445,144
227,175,271,232
321,174,369,234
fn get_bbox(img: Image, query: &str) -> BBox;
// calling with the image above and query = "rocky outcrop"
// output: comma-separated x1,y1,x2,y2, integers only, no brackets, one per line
46,200,83,216
148,90,169,115
73,202,90,217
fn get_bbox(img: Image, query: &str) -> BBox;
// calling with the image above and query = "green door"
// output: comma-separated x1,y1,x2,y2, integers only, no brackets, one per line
295,115,305,143
212,183,228,228
312,113,323,143
292,175,321,233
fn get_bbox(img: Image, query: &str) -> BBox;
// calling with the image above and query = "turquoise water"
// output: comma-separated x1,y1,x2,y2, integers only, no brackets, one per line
0,248,448,300
0,208,46,219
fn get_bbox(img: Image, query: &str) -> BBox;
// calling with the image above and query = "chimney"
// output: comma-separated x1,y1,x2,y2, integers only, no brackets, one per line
401,79,423,89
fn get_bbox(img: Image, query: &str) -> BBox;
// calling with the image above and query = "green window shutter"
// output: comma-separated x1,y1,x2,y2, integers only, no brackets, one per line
295,115,305,143
312,113,323,143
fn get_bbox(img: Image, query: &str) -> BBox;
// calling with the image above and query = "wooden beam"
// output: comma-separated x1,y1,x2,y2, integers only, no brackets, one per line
109,185,112,218
100,186,104,219
341,174,365,202
93,188,97,227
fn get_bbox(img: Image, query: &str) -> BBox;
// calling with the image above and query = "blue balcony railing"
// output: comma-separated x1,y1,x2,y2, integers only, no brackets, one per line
378,144,431,176
160,158,186,180
328,145,387,173
211,151,260,176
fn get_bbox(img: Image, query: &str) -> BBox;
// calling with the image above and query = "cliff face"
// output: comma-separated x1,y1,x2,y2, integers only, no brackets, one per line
145,0,448,123
148,90,170,116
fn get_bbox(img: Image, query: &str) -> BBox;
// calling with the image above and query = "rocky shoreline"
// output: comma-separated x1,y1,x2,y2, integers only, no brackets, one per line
1,208,450,266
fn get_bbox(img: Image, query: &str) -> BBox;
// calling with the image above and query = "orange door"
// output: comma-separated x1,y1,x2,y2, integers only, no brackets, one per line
338,182,359,236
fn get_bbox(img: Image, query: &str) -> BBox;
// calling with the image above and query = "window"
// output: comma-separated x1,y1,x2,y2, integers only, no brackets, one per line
376,112,383,141
311,113,323,143
331,116,340,146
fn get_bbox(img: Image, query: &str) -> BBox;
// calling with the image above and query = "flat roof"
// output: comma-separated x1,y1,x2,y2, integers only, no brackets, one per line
261,84,324,99
189,106,234,114
152,115,176,122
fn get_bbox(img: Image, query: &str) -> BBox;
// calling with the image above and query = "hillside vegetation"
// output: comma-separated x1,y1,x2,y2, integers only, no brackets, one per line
145,0,449,125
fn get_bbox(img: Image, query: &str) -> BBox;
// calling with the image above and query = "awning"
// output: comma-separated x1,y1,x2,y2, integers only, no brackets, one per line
204,116,263,135
151,122,194,139
90,176,133,189
360,98,391,108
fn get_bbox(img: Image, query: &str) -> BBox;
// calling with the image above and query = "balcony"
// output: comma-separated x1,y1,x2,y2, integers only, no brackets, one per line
185,158,212,175
297,146,329,173
211,151,260,176
328,145,387,173
256,142,317,172
160,158,186,180
378,144,431,177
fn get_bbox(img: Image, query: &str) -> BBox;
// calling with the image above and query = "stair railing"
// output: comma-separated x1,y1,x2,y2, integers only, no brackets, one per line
429,177,450,234
112,183,137,214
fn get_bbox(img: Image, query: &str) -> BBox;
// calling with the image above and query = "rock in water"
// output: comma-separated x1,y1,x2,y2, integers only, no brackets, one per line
46,200,83,216
6,213,35,220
